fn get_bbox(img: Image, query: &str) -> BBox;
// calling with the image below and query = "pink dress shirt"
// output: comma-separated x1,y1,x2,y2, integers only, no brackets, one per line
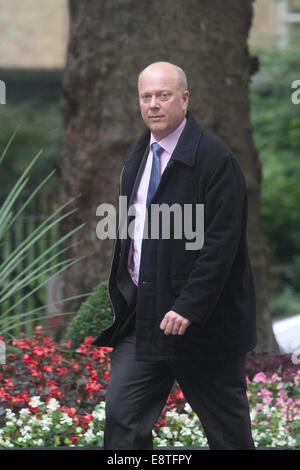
127,117,187,286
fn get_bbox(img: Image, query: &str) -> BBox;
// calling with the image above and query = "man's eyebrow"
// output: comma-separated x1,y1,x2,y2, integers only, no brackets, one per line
140,89,172,94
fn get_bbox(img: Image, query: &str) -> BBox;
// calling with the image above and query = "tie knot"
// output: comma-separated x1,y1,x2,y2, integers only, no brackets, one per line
152,142,163,156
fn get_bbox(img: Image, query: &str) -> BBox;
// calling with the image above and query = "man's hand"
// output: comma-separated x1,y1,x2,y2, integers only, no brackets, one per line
160,310,191,335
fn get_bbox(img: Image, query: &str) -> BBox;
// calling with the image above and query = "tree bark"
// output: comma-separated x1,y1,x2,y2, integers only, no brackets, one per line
59,0,278,350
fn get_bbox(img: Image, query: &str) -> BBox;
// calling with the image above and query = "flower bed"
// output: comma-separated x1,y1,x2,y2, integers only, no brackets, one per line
0,327,299,448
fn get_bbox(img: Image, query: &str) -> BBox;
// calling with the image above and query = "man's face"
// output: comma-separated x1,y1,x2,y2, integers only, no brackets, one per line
138,65,189,141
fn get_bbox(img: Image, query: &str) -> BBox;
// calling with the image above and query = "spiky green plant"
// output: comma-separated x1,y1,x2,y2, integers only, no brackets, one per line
0,132,90,340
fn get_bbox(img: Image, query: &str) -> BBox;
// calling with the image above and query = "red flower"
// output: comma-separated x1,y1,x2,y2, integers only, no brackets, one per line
29,406,39,413
86,382,103,392
0,388,11,399
14,340,31,350
43,365,53,373
176,390,184,400
31,369,42,378
60,406,77,417
57,367,68,376
79,344,88,354
4,379,14,389
90,374,99,383
81,413,93,424
71,360,80,373
84,337,94,346
71,437,79,443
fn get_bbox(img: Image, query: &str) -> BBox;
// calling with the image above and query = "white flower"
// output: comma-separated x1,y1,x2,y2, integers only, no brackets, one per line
83,429,95,443
60,413,73,426
41,416,52,426
184,403,192,413
181,428,192,436
5,410,16,422
161,426,173,439
46,398,59,412
156,439,168,446
29,396,43,408
20,425,32,437
92,409,105,421
35,439,44,446
19,408,31,417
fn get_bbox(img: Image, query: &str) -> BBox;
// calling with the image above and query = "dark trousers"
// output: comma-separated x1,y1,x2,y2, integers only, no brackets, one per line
103,317,255,450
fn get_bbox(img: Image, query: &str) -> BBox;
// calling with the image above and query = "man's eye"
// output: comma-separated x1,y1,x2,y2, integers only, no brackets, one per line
160,92,170,100
142,95,151,101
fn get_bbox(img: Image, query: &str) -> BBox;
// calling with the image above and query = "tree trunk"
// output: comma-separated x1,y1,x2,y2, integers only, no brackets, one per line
59,0,278,350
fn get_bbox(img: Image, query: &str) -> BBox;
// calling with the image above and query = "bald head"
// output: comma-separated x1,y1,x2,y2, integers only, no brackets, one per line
138,62,188,93
138,61,189,141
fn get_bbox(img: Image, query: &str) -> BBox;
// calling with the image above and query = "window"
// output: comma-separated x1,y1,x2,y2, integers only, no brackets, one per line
278,0,300,45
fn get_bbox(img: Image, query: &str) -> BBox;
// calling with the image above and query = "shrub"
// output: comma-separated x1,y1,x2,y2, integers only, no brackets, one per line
64,281,112,352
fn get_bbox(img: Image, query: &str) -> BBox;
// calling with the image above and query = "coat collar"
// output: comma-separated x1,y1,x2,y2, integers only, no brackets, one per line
124,111,203,168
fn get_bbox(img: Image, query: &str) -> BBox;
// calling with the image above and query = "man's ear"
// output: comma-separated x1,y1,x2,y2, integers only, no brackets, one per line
183,90,189,109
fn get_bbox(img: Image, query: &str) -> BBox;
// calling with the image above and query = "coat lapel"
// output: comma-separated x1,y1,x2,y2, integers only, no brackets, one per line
121,111,203,200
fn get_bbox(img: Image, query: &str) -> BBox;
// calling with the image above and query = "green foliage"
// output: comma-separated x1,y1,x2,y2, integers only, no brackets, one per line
270,286,300,318
0,133,86,340
250,44,300,314
0,100,62,193
250,44,300,263
64,281,112,351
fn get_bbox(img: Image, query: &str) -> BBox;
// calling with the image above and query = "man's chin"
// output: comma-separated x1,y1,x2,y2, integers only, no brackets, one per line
148,124,167,139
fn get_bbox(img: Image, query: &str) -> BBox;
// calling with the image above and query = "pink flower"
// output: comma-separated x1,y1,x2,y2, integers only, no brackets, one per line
271,373,281,382
259,388,273,405
253,372,267,383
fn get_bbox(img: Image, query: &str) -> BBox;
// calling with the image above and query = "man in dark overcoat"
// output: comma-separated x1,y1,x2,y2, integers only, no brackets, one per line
92,61,257,450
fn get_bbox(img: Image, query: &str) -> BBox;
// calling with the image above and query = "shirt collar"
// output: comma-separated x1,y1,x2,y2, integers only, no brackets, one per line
150,117,187,155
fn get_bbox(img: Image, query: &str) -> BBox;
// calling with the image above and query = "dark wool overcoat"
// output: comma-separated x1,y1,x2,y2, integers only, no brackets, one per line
92,112,257,361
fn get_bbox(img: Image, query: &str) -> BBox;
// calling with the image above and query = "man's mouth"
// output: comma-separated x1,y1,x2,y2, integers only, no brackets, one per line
149,115,164,120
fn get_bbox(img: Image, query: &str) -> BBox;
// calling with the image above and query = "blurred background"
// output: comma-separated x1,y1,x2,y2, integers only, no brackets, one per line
0,0,299,353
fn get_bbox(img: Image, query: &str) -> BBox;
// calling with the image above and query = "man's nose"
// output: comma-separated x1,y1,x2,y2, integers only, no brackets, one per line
149,95,160,108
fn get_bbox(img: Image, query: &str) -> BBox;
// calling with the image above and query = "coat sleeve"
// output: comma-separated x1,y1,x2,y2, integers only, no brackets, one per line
171,153,246,327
